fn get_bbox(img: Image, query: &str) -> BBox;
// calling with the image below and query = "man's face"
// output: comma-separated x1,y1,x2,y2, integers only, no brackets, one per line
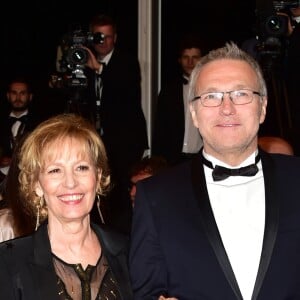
91,24,116,58
190,59,267,158
7,82,32,112
178,48,201,77
290,7,300,17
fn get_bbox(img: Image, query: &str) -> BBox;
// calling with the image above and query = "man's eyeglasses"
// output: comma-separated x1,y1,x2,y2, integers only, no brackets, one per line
192,89,262,107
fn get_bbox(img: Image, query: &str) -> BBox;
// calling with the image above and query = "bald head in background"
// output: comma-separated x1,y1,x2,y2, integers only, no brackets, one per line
258,136,294,155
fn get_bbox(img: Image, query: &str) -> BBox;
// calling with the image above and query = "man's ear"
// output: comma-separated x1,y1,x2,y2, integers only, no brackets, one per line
190,102,199,128
259,96,268,124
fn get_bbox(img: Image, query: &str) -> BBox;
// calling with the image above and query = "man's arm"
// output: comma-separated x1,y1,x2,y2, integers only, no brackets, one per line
129,182,168,299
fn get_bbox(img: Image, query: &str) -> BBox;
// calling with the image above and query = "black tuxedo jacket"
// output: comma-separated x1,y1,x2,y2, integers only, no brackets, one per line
129,150,300,299
152,76,186,165
0,221,133,299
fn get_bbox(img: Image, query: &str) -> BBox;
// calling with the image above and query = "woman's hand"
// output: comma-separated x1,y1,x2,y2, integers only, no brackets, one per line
158,296,178,300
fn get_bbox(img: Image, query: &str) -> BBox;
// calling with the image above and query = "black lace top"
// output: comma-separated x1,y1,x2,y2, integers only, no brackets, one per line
53,253,121,300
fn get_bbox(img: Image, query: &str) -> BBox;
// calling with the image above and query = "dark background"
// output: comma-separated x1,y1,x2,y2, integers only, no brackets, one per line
0,0,138,95
161,0,257,83
1,0,296,149
5,0,290,139
0,0,257,92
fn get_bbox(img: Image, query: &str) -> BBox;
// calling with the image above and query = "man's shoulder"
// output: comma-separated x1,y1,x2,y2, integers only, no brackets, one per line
110,48,139,66
261,152,300,177
264,152,300,164
143,160,192,187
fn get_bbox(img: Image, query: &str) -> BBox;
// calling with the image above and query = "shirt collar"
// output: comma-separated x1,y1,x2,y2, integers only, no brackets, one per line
9,110,28,118
99,48,114,65
202,149,258,169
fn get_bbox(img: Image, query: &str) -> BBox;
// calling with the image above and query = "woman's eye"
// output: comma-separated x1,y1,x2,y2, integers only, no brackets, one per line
48,168,60,174
78,165,89,171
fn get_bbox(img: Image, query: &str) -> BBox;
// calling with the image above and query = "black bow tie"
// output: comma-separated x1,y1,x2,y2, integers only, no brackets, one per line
201,153,260,181
96,62,106,77
182,77,189,85
9,115,28,124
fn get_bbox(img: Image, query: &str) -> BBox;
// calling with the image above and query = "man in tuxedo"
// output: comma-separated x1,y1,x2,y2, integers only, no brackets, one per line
129,42,300,299
0,77,41,170
83,14,149,234
152,34,203,165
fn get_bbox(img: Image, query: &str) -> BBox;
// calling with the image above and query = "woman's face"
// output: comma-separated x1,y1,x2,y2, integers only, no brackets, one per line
35,138,100,223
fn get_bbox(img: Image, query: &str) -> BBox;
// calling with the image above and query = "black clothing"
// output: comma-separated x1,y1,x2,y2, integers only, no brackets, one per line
152,76,186,165
0,108,42,159
0,221,133,299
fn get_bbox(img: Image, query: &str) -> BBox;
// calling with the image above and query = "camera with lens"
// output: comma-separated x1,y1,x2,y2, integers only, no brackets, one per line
59,29,104,87
264,1,299,37
256,0,299,60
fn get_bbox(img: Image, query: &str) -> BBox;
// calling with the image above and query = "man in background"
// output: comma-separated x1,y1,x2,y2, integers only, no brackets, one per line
152,33,203,165
84,14,149,234
0,77,42,192
128,155,168,207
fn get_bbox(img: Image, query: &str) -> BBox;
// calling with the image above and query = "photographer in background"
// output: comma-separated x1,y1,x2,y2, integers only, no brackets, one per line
285,6,300,155
81,14,148,234
242,2,300,149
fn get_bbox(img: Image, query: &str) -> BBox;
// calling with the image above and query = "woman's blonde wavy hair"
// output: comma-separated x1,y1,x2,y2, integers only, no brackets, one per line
18,113,110,223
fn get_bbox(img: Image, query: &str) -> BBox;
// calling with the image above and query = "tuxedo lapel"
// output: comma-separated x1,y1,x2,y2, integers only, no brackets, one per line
251,151,279,300
191,155,243,300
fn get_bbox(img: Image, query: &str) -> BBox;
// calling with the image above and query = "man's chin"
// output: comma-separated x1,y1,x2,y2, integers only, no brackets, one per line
12,106,27,112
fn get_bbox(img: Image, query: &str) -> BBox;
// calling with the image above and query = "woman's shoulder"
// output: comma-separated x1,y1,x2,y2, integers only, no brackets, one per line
92,223,129,255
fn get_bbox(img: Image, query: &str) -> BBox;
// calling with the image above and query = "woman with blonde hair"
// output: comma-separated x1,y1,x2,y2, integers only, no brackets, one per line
0,113,132,299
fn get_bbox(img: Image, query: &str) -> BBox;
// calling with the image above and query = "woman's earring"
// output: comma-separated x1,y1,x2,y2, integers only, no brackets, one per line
97,194,105,224
35,196,43,231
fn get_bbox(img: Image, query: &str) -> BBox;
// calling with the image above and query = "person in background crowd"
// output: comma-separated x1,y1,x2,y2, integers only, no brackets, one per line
0,133,35,242
0,77,42,186
258,136,294,155
285,6,300,155
0,113,132,299
129,42,300,299
128,155,168,207
152,33,203,165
